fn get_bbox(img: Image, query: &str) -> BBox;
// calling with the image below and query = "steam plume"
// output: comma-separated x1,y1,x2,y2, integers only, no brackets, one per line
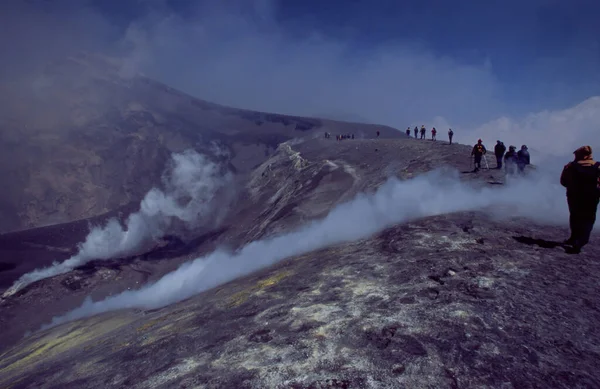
42,167,570,329
4,149,231,298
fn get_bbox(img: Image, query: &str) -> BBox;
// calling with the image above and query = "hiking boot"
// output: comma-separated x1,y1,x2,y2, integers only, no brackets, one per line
563,237,575,246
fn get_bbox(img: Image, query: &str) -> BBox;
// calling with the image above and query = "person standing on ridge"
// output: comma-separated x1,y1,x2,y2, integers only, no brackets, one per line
420,126,426,139
560,145,600,253
517,145,530,173
504,145,519,175
494,140,506,169
431,127,437,141
414,126,418,138
448,128,454,144
471,139,487,172
376,130,380,137
406,127,411,137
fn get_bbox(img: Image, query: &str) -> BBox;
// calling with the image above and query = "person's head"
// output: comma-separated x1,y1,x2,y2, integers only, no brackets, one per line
573,145,593,161
509,145,516,151
477,139,482,144
521,145,528,150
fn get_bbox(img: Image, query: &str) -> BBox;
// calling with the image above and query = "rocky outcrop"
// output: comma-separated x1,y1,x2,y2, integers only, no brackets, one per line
242,142,358,242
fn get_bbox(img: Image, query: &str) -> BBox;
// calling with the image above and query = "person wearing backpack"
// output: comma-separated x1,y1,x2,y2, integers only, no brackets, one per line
471,139,487,172
560,145,600,253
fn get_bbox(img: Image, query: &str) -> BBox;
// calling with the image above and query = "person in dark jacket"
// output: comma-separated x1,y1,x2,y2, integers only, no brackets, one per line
420,126,426,139
560,145,600,253
406,127,411,137
471,139,487,172
414,126,418,138
448,129,454,144
517,145,530,173
494,141,506,169
503,145,519,175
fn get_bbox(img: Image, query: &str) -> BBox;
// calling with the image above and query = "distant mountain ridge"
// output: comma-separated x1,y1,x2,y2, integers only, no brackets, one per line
0,52,401,233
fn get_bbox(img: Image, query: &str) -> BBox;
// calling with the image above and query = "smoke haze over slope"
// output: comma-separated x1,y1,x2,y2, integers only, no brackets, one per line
4,150,232,297
42,166,570,329
1,1,598,158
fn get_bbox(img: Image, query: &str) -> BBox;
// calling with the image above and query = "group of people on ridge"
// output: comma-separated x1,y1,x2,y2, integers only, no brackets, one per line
405,126,454,144
324,132,355,140
323,128,598,254
470,139,530,174
471,140,599,254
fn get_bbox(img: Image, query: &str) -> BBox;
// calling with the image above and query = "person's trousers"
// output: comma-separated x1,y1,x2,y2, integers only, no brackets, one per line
496,156,503,169
474,155,482,169
505,163,517,175
567,195,599,249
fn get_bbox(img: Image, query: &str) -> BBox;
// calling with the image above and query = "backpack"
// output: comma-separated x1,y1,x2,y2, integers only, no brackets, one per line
570,161,600,196
504,151,518,162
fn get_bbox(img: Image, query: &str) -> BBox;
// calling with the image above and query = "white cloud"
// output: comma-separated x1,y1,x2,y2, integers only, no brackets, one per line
469,96,600,160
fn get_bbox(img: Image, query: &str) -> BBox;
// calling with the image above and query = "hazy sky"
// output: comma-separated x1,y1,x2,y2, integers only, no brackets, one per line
87,0,600,113
1,0,599,151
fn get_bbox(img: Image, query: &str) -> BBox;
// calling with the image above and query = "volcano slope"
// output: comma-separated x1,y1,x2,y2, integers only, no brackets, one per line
0,136,503,347
0,52,400,234
2,137,600,389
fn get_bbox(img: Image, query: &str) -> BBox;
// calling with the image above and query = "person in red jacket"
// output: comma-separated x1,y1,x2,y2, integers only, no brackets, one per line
431,127,437,141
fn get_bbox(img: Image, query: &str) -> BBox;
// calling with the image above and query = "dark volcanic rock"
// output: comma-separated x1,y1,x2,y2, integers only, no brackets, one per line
1,211,599,388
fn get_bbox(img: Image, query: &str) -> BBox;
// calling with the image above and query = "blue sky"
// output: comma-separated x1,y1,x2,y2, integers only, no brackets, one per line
2,0,599,148
84,0,600,115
